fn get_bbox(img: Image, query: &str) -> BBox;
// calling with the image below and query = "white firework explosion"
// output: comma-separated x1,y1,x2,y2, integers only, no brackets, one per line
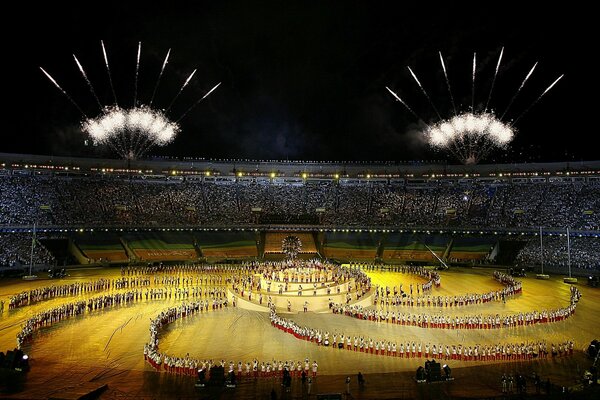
426,112,514,164
81,106,180,160
387,48,563,164
41,41,220,160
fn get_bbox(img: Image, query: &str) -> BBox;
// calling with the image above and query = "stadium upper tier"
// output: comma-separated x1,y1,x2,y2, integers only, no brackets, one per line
1,154,599,231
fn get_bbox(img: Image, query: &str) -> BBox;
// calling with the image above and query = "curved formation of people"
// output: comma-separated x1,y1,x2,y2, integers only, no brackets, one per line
8,279,112,309
230,260,372,302
332,285,581,330
269,306,576,362
143,299,320,380
7,260,583,377
373,270,522,308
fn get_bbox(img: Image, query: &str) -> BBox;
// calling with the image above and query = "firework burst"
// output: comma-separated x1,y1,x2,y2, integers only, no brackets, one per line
41,41,220,160
426,112,513,165
387,48,563,164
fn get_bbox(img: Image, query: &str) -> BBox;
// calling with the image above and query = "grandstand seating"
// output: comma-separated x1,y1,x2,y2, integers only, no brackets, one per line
1,167,598,270
123,232,198,261
194,231,258,259
382,233,447,262
1,175,598,230
322,232,379,260
74,233,128,263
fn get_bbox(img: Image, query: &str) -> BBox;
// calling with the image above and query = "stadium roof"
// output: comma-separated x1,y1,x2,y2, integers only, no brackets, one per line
1,152,599,179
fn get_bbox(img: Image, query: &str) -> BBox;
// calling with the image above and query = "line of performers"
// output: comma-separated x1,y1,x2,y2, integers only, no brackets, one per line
8,278,112,309
146,355,320,380
269,306,575,362
373,271,522,308
16,290,139,349
145,299,229,372
15,287,228,350
332,285,580,329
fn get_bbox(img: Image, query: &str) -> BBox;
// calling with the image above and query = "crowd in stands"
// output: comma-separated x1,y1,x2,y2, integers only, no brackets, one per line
1,175,598,229
516,236,600,270
0,233,55,267
1,175,598,270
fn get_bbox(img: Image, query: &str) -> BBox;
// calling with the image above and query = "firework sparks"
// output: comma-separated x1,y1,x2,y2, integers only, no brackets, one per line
427,112,514,164
471,52,476,111
385,86,420,120
438,51,457,115
407,66,441,119
149,48,171,107
177,82,222,122
513,74,564,124
166,69,197,111
39,67,88,118
82,106,179,160
73,54,103,109
484,47,504,112
41,41,220,160
101,40,118,104
387,48,562,164
133,41,142,107
502,62,538,118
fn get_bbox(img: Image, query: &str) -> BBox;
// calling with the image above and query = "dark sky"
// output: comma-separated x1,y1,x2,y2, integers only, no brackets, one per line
4,2,595,163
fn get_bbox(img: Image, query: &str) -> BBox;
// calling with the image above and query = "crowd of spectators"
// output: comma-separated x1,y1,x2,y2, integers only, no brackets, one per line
1,175,598,269
1,175,598,229
516,236,600,270
0,233,55,268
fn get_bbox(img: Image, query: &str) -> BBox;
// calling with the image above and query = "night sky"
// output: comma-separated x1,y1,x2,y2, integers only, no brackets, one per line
4,2,595,163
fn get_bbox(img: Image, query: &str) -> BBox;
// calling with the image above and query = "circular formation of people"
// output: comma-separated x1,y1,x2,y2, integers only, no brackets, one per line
3,259,582,382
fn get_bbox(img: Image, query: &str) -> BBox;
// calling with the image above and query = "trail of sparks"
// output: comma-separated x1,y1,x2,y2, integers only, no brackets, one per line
407,66,442,120
484,47,504,112
133,42,141,107
512,74,564,124
177,82,221,122
438,52,457,116
501,62,538,119
471,52,476,112
73,54,103,109
101,40,118,105
149,49,171,107
40,67,88,118
166,69,197,112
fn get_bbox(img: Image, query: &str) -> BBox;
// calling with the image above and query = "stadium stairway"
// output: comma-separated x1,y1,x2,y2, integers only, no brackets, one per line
68,239,90,265
119,237,137,262
443,238,454,260
192,240,203,259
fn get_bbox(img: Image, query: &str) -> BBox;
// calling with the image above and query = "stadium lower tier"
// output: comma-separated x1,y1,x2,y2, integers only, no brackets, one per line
3,230,599,273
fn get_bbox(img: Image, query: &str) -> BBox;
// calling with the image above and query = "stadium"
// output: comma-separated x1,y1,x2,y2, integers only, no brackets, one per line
2,3,599,400
1,153,598,398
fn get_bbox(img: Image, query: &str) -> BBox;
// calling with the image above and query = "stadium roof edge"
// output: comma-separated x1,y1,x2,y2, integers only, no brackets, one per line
1,152,599,177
